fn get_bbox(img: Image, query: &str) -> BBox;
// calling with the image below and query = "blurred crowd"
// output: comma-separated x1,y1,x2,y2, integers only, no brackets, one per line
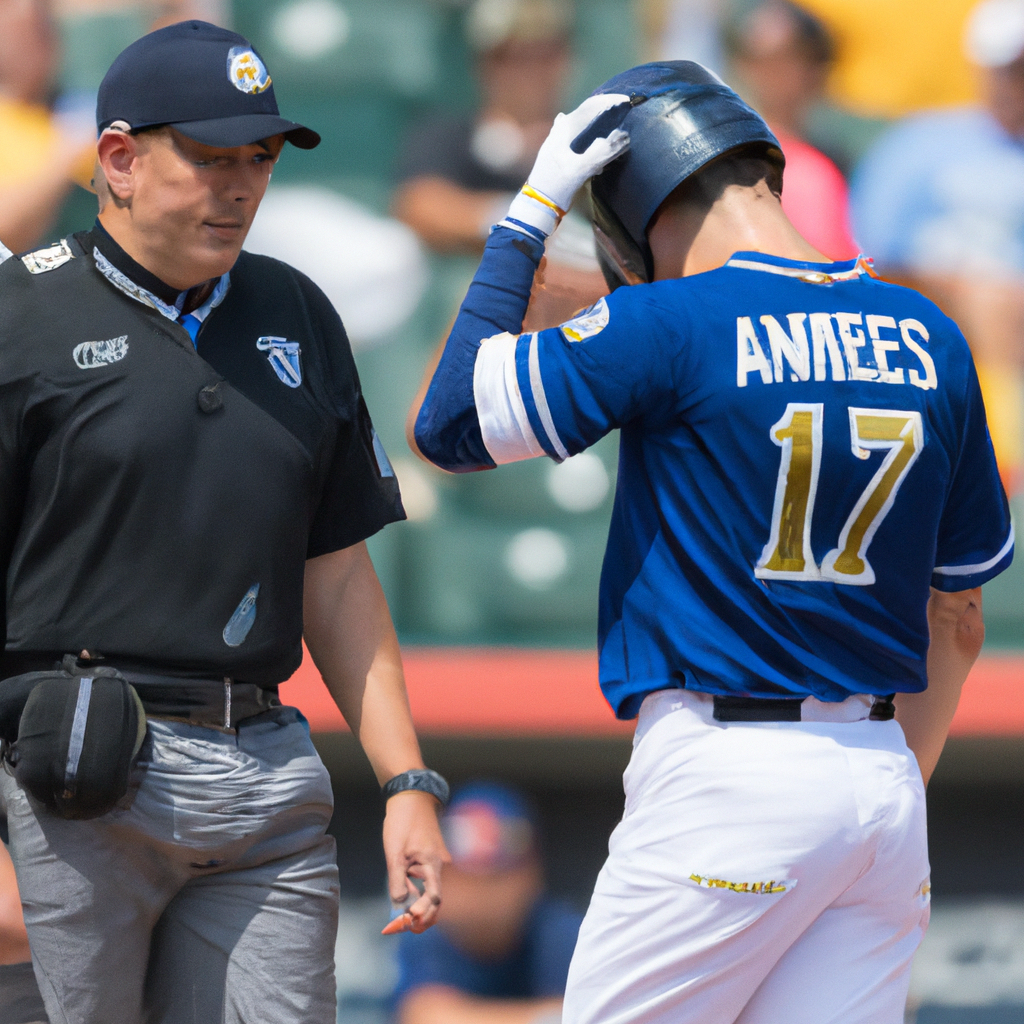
4,0,1024,495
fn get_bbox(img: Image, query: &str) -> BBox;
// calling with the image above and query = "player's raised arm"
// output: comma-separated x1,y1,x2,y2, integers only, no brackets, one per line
410,94,629,472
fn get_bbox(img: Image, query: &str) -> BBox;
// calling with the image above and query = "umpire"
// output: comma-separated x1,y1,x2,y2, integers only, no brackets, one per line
0,20,448,1024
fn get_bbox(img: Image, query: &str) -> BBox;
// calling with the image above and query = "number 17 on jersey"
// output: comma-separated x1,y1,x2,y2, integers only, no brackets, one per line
756,402,924,586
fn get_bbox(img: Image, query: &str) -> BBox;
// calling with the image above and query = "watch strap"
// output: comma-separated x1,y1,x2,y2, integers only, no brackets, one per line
382,768,450,807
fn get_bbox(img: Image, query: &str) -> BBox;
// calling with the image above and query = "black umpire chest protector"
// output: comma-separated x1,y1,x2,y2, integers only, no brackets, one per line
0,226,403,688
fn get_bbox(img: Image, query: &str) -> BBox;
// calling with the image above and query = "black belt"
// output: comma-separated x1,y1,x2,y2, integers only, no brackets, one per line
712,694,896,722
1,655,280,731
121,673,280,729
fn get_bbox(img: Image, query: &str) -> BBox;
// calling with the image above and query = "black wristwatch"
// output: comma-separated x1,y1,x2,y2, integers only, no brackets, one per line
381,768,450,807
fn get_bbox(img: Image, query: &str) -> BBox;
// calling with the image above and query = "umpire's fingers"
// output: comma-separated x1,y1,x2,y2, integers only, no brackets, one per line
382,790,449,934
403,856,444,934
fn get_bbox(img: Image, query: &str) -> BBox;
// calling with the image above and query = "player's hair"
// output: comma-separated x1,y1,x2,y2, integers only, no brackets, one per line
656,143,784,217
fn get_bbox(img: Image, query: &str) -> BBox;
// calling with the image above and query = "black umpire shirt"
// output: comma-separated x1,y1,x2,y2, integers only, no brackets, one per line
0,223,404,688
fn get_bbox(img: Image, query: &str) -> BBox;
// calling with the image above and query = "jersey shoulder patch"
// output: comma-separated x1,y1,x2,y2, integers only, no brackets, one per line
21,240,74,275
560,297,610,342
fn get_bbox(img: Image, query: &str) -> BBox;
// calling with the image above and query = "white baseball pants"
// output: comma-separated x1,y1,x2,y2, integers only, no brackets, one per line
562,688,931,1024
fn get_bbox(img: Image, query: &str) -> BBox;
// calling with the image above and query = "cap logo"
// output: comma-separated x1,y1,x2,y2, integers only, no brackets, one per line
227,45,271,95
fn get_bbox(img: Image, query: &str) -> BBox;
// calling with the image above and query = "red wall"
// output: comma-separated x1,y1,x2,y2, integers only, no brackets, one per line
281,648,1023,738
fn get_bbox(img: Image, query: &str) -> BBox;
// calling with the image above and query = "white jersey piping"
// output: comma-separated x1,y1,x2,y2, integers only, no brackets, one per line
473,331,547,464
528,332,569,461
933,524,1015,576
725,257,869,284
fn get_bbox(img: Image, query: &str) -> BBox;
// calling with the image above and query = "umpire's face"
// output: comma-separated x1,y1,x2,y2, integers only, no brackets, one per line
97,126,284,291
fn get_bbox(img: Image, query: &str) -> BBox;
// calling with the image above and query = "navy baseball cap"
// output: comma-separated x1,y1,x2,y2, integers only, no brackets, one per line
97,20,320,150
441,781,538,873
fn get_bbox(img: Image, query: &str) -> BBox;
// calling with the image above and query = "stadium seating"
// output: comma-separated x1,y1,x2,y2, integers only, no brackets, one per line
224,0,640,646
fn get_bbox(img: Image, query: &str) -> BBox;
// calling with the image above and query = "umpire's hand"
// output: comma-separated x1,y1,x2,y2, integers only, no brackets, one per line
382,790,450,934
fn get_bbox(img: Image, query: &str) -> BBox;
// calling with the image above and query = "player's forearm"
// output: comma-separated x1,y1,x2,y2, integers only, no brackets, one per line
303,542,425,783
412,225,544,471
895,587,984,785
400,987,562,1024
410,95,629,472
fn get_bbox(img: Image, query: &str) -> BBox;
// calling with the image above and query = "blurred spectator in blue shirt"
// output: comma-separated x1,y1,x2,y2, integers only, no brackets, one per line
394,782,582,1024
851,0,1024,491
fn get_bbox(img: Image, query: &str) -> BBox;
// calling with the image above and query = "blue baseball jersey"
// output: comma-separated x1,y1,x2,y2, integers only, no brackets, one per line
416,230,1013,718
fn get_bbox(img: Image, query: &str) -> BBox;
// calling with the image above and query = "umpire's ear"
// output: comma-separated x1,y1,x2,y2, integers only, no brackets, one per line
96,125,142,205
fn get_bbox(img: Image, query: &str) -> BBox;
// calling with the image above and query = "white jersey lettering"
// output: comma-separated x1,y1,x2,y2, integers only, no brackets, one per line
736,316,773,387
760,313,810,383
899,318,938,390
735,312,940,390
866,315,904,385
809,312,846,382
834,313,877,382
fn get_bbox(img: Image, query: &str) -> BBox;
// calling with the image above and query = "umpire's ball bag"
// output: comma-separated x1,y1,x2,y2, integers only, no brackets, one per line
1,664,147,819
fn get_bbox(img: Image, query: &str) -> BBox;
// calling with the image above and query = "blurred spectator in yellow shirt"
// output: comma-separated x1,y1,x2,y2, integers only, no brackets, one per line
0,0,94,253
794,0,981,118
725,1,858,261
851,0,1024,492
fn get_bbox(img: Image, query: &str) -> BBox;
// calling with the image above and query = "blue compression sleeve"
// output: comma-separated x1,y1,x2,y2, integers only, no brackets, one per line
415,227,545,471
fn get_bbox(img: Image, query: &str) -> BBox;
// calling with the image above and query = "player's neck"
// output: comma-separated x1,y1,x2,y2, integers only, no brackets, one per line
649,181,830,280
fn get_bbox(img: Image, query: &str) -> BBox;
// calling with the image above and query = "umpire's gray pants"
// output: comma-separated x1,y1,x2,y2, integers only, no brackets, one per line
1,706,340,1024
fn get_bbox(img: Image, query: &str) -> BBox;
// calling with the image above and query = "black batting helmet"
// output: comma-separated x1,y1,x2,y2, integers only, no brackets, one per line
584,61,784,290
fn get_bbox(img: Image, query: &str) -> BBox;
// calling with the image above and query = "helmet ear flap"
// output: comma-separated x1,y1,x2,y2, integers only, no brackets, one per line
589,183,652,291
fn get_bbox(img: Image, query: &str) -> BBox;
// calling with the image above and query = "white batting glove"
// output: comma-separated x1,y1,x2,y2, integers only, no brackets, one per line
501,93,631,240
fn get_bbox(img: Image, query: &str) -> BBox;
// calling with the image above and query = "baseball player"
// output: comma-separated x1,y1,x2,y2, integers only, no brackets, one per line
0,21,447,1024
410,62,1012,1023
